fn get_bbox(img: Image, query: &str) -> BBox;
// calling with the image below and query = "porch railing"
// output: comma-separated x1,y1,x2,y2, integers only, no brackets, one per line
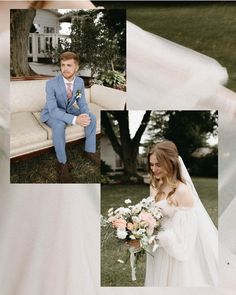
28,33,69,62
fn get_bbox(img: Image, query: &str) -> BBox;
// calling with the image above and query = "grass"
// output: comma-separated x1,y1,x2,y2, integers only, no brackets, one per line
101,177,217,286
100,2,236,92
10,138,100,183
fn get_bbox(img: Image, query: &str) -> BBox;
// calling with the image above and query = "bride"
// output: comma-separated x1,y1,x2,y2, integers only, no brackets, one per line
145,140,217,286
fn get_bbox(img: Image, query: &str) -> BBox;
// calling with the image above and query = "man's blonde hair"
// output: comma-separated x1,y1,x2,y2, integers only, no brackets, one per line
60,52,79,64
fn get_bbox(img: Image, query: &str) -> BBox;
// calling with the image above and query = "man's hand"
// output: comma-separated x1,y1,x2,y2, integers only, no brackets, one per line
76,114,91,127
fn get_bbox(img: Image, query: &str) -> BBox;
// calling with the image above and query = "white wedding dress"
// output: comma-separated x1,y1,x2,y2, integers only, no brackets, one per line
145,198,217,287
1,2,236,295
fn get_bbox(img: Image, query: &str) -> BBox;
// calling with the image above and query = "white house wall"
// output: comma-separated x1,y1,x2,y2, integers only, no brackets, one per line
101,137,117,171
33,9,60,34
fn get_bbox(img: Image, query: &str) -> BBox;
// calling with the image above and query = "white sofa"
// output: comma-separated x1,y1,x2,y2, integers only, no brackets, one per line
10,79,126,158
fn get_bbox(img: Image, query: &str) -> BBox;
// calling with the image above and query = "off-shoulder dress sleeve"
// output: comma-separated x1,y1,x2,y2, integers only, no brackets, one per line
157,208,197,261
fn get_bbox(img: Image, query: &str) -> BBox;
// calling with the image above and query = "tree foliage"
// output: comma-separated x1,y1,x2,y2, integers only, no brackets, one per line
61,9,126,78
145,111,218,167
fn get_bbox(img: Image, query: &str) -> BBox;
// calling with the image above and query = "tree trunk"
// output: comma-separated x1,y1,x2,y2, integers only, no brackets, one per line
122,147,138,178
102,111,151,181
10,10,37,77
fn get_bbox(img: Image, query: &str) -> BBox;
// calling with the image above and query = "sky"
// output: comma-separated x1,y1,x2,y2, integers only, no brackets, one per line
60,23,71,35
129,111,146,138
58,9,72,35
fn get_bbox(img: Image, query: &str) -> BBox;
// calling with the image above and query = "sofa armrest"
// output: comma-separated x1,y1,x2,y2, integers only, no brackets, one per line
84,88,91,104
90,84,126,110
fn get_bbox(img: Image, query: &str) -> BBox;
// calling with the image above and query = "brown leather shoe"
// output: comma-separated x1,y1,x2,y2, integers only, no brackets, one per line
84,152,100,166
57,163,75,183
67,163,74,172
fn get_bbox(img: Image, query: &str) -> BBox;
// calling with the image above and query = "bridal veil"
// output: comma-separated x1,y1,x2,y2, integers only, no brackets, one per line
178,156,218,285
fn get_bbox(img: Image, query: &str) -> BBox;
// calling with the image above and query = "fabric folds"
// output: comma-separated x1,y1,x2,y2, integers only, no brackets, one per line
145,199,216,287
157,207,197,261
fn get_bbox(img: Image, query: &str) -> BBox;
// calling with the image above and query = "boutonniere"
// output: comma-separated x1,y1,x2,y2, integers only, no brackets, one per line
75,89,82,101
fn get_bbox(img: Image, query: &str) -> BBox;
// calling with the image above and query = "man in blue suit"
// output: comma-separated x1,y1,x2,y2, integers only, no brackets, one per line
41,51,98,183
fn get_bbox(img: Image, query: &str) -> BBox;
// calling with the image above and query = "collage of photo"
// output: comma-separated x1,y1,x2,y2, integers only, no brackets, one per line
0,1,236,295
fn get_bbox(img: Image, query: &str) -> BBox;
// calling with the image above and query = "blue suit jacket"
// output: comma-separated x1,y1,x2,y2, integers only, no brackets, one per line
40,75,89,125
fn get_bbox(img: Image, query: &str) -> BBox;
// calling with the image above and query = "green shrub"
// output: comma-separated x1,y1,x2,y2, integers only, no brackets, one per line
95,70,126,90
101,175,116,185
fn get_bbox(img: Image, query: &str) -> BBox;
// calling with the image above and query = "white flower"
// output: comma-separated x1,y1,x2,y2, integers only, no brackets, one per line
129,235,136,240
117,259,124,264
117,229,128,240
138,228,146,234
132,216,141,223
124,199,132,204
132,205,142,214
140,197,153,206
115,207,131,215
107,216,116,222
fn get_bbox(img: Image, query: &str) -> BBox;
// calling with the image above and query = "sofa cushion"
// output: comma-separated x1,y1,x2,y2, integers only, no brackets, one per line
84,88,91,104
90,84,126,110
88,102,102,129
10,80,47,113
11,112,48,149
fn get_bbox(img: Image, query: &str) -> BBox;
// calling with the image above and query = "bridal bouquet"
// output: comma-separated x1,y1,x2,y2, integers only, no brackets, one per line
102,197,163,280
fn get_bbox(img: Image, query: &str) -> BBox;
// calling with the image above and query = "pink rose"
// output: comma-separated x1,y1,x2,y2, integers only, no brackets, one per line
112,218,127,230
139,211,156,229
127,223,134,231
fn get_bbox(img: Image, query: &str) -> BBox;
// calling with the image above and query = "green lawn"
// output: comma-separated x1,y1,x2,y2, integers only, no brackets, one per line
101,177,217,286
10,138,100,183
100,2,236,92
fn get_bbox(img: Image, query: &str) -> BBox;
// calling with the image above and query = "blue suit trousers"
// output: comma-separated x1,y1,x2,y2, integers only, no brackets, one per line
46,112,96,164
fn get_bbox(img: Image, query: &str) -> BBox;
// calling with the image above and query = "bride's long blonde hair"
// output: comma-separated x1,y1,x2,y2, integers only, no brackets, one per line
148,140,185,203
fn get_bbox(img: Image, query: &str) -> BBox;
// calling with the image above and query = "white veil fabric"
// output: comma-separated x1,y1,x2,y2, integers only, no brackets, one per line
0,184,101,295
219,197,236,290
127,22,236,113
178,156,218,286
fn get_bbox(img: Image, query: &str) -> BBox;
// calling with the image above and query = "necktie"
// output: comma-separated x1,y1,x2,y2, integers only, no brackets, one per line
66,83,73,100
